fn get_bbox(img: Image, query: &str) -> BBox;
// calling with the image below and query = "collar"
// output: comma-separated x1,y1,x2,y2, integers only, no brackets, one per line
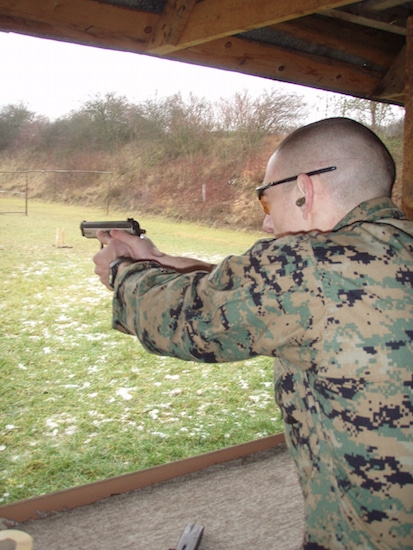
333,197,406,232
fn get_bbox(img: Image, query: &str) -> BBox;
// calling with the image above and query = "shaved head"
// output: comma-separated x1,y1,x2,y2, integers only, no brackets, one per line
273,117,396,210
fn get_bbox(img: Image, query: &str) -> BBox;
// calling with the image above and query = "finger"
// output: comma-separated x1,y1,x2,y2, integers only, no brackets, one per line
93,260,112,290
111,230,163,258
96,229,112,246
110,229,144,245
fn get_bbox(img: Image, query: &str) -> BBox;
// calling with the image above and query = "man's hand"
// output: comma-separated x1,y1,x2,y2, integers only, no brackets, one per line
93,229,215,290
93,230,160,290
108,230,164,261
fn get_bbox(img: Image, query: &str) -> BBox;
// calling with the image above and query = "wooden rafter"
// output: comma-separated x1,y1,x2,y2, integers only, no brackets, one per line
171,35,385,100
146,0,356,53
0,0,410,106
373,45,406,101
320,7,407,34
149,0,197,54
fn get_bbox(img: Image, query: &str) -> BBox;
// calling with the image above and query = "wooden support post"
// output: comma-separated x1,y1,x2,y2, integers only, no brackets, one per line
402,16,413,219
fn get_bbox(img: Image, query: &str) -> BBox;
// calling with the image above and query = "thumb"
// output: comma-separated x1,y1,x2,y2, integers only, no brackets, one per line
111,230,163,261
96,229,112,246
110,229,140,247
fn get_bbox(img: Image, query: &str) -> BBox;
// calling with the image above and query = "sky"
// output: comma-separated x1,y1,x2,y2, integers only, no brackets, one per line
1,30,333,121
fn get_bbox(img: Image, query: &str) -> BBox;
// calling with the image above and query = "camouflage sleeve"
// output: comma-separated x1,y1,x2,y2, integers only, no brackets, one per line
111,237,325,363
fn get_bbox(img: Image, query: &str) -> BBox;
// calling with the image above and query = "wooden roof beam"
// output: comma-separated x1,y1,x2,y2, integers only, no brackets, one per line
146,0,355,54
0,0,158,45
320,6,407,35
373,45,405,101
272,16,401,68
149,0,197,55
171,34,386,101
363,0,411,10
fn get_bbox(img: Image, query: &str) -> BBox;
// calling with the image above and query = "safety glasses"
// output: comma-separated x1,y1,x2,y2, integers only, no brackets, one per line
256,166,337,214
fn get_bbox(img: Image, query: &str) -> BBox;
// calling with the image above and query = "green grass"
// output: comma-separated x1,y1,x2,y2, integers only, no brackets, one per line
0,198,282,504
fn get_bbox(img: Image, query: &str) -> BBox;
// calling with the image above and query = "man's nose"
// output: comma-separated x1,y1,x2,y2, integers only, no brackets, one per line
262,214,274,234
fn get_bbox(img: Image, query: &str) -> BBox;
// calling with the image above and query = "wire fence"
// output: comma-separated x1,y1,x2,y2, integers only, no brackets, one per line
0,170,114,215
0,171,29,215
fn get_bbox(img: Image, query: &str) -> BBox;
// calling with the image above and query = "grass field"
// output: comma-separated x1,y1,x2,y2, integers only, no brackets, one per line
0,198,282,505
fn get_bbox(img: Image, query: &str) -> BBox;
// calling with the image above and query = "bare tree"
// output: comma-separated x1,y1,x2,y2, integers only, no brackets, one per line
322,95,404,133
217,89,306,152
0,103,36,151
159,92,215,158
79,92,137,150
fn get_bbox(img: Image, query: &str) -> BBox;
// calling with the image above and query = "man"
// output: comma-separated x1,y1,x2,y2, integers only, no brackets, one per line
93,117,413,549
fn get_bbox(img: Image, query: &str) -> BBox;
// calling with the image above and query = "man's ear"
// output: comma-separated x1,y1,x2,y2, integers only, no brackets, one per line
296,174,313,220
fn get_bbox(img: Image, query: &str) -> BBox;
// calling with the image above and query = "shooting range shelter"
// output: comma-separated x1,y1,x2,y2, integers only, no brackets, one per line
0,1,412,215
0,0,412,546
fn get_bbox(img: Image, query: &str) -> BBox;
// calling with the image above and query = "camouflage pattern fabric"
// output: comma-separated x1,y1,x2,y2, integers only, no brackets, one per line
113,197,413,549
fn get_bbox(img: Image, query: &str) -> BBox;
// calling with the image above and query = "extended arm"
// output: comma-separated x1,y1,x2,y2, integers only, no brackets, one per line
93,229,215,290
93,231,321,363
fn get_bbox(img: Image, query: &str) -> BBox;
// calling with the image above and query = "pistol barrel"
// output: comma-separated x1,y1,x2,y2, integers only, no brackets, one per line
80,218,145,239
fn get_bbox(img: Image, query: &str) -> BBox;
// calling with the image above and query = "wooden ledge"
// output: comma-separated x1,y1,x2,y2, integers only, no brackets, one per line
0,433,285,525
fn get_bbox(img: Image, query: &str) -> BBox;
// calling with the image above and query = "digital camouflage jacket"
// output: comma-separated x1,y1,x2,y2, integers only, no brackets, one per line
113,197,413,549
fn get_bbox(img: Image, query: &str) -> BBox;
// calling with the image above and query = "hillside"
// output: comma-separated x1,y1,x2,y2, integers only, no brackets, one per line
0,92,405,230
0,133,285,231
